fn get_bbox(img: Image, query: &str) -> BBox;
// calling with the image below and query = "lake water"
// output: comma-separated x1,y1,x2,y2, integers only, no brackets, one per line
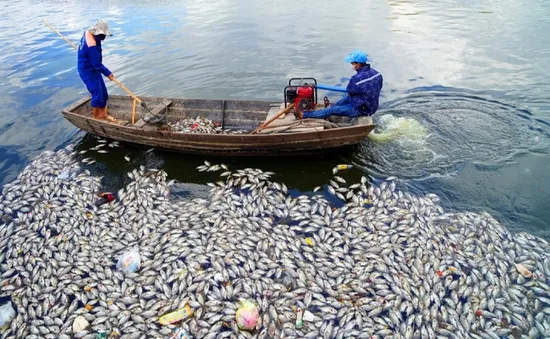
1,0,549,238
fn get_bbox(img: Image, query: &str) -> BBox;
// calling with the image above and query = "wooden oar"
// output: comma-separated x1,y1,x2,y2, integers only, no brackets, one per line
42,19,155,116
250,104,295,135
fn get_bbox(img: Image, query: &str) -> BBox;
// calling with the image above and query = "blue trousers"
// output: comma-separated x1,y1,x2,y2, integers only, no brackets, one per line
80,73,109,108
302,97,360,119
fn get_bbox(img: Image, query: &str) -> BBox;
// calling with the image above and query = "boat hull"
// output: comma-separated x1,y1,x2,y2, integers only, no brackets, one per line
62,95,375,156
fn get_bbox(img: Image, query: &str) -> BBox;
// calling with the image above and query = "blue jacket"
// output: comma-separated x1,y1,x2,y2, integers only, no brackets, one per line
77,33,111,80
346,65,383,115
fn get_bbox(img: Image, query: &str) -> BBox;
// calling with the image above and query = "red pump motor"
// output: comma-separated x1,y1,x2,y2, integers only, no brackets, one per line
295,85,315,112
284,78,318,113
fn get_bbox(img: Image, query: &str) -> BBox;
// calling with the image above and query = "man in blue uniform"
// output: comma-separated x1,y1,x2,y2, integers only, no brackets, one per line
77,20,116,122
300,50,382,122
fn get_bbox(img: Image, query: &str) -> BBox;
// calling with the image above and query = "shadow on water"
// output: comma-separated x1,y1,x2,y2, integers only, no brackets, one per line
69,132,371,208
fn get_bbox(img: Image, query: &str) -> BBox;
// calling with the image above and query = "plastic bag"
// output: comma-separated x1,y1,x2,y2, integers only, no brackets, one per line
0,301,15,332
159,303,192,325
167,327,193,339
58,167,79,180
235,300,259,331
72,315,89,332
116,249,141,273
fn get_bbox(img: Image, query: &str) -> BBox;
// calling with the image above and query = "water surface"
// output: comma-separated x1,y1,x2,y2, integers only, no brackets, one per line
1,0,549,237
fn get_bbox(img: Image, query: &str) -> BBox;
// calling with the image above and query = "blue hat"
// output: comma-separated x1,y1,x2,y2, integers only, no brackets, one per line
344,49,368,63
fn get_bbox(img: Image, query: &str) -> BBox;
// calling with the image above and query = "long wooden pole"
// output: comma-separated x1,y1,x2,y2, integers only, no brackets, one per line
42,19,78,50
110,77,144,105
131,99,137,124
250,103,295,135
42,19,153,113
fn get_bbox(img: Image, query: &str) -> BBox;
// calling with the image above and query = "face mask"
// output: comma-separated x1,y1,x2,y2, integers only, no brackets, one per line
97,34,106,41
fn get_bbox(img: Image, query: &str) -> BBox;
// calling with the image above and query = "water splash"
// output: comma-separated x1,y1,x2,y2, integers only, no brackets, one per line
368,113,427,143
358,91,548,179
353,90,550,236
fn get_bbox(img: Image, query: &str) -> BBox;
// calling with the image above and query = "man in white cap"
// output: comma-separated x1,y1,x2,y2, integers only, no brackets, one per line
77,20,116,122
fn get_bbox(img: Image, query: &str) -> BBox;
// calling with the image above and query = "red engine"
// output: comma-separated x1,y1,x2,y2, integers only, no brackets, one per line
284,79,317,113
295,85,315,112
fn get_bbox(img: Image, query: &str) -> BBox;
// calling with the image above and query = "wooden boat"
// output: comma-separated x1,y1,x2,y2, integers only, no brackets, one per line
62,95,375,156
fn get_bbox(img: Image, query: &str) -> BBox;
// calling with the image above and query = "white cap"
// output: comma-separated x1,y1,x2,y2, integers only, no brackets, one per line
88,20,113,36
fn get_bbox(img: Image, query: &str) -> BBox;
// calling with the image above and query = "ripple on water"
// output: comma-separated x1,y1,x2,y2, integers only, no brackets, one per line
357,90,548,179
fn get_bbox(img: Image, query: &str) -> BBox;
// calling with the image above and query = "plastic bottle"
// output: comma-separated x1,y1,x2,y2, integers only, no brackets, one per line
337,164,353,171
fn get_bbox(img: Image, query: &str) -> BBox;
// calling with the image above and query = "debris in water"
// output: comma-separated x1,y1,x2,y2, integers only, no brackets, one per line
72,315,89,333
515,263,533,278
236,300,259,331
0,145,548,338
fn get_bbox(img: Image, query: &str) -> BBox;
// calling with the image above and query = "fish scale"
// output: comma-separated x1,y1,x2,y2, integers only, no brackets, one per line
0,146,549,338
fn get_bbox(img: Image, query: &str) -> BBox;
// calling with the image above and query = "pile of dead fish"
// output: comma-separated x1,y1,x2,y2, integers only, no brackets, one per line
0,145,549,339
168,117,246,134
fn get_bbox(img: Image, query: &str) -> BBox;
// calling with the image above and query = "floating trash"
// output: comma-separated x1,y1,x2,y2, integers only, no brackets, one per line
336,164,352,171
0,145,549,338
302,310,314,322
236,300,259,331
167,327,193,339
159,303,193,325
116,249,141,274
0,300,15,332
72,315,89,332
332,164,353,174
515,262,533,278
57,167,79,179
94,191,116,207
295,308,304,329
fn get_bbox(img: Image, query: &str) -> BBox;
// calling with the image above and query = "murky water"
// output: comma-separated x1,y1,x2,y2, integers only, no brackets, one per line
1,0,550,236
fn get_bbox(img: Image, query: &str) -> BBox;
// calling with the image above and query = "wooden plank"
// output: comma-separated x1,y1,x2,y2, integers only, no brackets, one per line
264,105,284,121
133,99,172,128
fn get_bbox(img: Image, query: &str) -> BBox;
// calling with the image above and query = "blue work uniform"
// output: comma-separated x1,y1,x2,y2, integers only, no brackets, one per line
303,65,383,119
77,33,112,108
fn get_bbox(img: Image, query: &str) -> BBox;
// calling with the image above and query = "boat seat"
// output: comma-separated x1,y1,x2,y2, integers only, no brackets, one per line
133,99,172,128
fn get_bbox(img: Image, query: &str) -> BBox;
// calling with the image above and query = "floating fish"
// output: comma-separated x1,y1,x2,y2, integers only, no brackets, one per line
169,116,247,134
0,145,548,339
